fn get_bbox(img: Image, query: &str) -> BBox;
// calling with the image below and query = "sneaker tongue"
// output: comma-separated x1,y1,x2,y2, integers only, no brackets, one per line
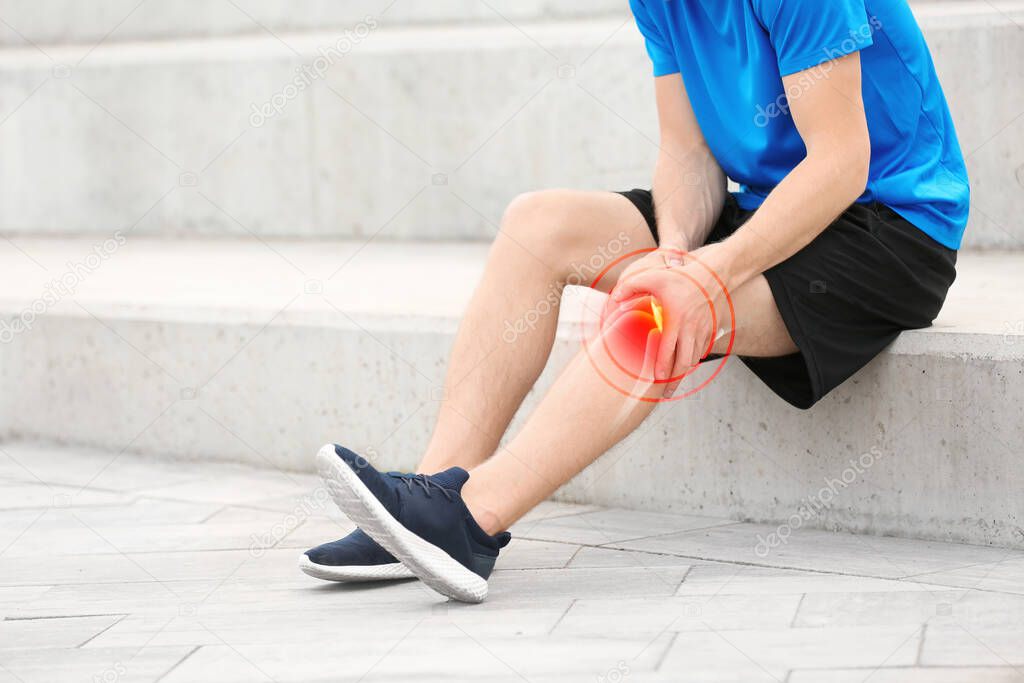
429,466,469,492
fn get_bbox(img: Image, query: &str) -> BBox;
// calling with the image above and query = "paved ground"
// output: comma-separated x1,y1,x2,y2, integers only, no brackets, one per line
2,442,1023,683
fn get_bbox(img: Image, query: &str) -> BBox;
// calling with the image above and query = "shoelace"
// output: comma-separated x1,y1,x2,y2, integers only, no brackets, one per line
387,472,454,501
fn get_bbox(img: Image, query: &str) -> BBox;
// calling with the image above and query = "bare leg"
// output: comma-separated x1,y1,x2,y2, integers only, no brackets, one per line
417,190,655,473
414,188,796,533
461,273,796,534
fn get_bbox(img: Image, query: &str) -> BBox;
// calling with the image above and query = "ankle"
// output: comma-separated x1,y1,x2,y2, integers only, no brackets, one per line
467,503,505,536
460,482,507,535
417,451,483,475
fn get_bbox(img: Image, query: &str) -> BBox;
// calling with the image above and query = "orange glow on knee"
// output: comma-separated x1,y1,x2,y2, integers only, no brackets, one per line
650,298,663,332
602,296,663,378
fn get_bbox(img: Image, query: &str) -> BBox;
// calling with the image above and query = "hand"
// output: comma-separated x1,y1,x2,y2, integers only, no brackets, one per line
610,245,730,397
614,246,688,291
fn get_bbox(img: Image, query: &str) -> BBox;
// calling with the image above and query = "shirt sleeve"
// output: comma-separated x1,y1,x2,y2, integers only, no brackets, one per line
629,0,680,77
752,0,874,76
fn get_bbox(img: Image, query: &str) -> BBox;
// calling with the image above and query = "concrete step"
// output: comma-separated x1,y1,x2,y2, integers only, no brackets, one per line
0,0,977,47
1,237,1022,549
0,3,1021,247
0,0,628,48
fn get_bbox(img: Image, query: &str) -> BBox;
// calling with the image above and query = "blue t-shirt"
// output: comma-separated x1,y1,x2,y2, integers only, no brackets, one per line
630,0,969,249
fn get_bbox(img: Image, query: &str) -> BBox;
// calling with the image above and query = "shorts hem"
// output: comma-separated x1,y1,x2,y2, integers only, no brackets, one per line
748,269,824,410
607,186,954,410
615,189,659,244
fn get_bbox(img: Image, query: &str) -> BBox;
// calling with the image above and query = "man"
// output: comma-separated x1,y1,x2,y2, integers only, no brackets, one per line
302,0,968,602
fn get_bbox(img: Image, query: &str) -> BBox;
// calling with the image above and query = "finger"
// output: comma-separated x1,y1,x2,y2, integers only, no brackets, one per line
663,334,691,398
640,328,661,381
668,326,705,398
687,329,702,371
602,294,651,332
701,325,717,359
655,314,678,381
702,296,718,358
612,271,658,302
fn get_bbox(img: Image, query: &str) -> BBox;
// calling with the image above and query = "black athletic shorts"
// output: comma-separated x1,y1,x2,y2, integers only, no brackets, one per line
617,189,958,409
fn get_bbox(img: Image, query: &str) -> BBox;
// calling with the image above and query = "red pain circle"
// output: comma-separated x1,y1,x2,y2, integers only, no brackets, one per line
598,267,718,385
584,247,736,402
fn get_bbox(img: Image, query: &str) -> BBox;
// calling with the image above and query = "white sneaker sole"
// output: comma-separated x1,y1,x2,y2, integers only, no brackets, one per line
316,444,489,603
297,554,416,582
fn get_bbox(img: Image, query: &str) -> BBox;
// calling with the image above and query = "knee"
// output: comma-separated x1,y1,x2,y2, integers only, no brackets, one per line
497,190,587,260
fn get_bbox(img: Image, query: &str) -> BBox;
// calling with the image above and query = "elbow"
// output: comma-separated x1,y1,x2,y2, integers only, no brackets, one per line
814,135,871,203
847,136,871,196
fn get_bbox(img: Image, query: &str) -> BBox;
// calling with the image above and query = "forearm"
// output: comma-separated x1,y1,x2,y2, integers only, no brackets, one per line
651,142,726,251
711,146,869,289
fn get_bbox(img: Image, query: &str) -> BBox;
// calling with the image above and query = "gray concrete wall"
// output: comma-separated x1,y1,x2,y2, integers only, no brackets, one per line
3,301,1021,548
0,5,1020,247
0,0,630,45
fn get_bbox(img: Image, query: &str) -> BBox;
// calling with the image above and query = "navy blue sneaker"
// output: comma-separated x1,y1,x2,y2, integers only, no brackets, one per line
315,443,511,602
299,528,415,582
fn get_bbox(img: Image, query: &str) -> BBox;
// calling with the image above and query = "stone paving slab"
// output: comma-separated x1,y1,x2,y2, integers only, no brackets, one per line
0,442,208,492
661,625,923,681
794,590,970,628
0,646,196,683
512,507,738,545
675,563,947,596
909,558,1024,596
788,668,1024,683
2,441,1024,682
157,635,671,683
0,482,131,511
491,539,581,570
612,523,1018,579
555,594,802,637
0,614,123,651
921,626,1024,667
566,545,694,569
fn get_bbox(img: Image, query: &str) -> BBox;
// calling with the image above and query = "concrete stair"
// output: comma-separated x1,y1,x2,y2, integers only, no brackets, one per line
0,0,987,45
2,238,1022,548
2,1,1021,556
0,2,1021,247
0,0,631,46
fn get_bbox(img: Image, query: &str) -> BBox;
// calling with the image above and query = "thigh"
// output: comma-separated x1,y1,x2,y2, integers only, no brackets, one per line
742,204,956,408
499,189,657,293
580,192,659,294
710,274,797,357
596,189,794,356
557,190,794,355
